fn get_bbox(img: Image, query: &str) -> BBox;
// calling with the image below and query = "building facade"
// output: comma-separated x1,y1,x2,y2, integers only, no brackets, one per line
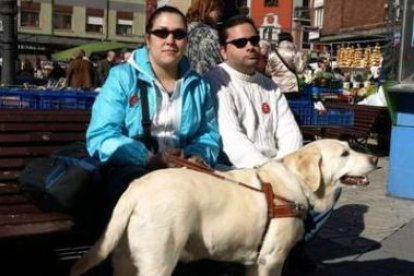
248,0,294,42
309,0,401,47
16,0,147,56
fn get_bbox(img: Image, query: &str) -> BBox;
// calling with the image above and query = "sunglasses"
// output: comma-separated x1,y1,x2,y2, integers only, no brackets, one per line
226,35,260,48
150,28,188,40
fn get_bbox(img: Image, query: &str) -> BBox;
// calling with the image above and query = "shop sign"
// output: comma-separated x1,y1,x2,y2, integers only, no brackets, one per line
18,44,47,51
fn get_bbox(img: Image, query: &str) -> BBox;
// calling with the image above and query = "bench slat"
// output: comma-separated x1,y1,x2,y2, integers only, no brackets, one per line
0,194,30,204
0,132,85,144
0,183,20,194
0,146,62,157
0,170,19,181
0,204,42,215
0,158,26,169
0,220,73,239
0,213,71,226
0,123,87,132
0,110,90,122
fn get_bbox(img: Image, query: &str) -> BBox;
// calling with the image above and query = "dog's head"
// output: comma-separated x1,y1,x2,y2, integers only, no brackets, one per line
282,139,378,211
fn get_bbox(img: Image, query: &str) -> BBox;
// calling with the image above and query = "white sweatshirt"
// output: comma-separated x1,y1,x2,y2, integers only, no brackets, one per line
205,63,303,168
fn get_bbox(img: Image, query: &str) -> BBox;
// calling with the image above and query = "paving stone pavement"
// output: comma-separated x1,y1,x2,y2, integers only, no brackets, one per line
289,156,414,276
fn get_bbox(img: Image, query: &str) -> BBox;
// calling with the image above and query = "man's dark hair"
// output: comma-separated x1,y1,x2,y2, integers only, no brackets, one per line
145,5,187,34
218,15,258,46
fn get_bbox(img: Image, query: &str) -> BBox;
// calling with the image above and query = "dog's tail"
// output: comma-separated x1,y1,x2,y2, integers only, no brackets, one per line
70,188,137,276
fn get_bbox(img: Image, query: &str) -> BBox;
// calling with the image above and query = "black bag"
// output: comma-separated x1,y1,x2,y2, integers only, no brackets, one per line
18,142,101,214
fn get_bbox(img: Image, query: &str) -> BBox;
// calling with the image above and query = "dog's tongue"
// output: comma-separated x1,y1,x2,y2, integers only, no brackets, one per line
340,175,370,186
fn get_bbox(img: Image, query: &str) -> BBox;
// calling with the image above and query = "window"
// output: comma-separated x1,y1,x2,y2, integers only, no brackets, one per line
314,7,324,28
116,11,133,36
20,2,40,27
53,5,72,30
86,8,104,33
265,0,278,7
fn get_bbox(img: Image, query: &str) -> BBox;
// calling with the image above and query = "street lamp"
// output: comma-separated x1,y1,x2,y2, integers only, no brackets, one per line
0,0,17,85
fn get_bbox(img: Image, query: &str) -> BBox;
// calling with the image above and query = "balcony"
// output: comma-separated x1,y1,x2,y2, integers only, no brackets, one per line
293,7,310,23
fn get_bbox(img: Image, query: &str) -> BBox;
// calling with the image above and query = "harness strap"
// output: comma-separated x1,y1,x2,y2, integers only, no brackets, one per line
164,154,306,219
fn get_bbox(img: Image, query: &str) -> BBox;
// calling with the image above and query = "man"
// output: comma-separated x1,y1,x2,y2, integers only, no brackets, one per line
97,50,116,86
204,15,331,274
204,16,303,169
66,49,94,89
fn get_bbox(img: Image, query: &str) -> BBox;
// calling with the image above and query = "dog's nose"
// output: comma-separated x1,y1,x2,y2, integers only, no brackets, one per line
370,156,379,166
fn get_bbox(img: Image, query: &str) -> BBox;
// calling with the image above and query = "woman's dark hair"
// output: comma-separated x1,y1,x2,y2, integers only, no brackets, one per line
145,5,187,34
218,15,258,46
186,0,224,26
278,32,293,43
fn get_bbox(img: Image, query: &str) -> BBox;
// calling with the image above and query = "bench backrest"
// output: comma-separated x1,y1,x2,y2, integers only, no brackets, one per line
0,110,91,185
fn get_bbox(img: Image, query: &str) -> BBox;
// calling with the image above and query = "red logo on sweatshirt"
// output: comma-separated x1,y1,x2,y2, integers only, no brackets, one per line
262,103,271,114
129,95,139,106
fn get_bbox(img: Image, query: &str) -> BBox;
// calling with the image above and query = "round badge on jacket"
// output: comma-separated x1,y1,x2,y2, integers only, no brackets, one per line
261,102,271,114
129,95,139,107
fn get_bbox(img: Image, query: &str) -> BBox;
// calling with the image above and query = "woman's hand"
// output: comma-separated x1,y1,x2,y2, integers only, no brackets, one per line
187,155,210,169
146,148,184,170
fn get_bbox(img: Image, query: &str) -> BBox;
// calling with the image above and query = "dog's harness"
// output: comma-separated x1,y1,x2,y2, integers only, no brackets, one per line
165,155,307,253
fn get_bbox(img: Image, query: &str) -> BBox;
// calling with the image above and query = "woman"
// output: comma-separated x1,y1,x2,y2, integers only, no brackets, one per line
86,6,220,205
186,0,224,74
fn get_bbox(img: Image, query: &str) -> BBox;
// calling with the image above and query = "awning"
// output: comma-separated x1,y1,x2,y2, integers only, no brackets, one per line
51,41,130,61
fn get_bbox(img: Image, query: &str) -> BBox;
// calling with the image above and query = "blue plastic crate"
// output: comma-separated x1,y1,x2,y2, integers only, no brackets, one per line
301,84,342,98
288,98,354,126
312,108,354,126
288,100,313,125
0,89,38,109
38,90,97,110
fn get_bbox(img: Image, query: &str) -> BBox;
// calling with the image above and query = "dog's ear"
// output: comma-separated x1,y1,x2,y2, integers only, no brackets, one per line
283,147,322,192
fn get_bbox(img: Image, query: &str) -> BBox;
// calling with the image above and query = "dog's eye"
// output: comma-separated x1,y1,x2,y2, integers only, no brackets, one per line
341,150,350,157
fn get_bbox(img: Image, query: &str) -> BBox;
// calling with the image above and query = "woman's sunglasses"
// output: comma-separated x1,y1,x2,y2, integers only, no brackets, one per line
226,35,260,48
150,28,188,40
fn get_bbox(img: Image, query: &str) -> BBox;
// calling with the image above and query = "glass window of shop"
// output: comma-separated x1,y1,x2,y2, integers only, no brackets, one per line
20,2,40,28
86,8,104,33
265,0,278,7
116,11,133,36
53,5,72,30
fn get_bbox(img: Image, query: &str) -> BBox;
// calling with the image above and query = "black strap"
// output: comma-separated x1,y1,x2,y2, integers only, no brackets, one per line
139,81,151,141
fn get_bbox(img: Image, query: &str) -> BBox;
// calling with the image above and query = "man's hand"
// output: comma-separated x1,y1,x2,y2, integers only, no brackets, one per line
146,149,184,171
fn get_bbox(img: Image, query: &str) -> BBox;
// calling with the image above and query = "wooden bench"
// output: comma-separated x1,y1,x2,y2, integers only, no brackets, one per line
0,109,90,239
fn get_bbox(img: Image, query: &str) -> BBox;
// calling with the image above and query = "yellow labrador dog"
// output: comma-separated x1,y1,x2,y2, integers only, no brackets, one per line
71,139,378,276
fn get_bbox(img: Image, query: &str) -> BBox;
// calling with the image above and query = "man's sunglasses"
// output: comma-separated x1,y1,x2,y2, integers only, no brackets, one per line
226,35,260,48
149,28,188,40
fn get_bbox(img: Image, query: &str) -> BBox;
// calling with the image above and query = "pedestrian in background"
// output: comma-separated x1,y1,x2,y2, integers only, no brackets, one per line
97,50,116,86
66,49,94,89
185,0,224,74
266,32,307,98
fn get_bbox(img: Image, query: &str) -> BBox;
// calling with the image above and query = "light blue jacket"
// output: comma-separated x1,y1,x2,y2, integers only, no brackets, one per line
86,47,220,166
